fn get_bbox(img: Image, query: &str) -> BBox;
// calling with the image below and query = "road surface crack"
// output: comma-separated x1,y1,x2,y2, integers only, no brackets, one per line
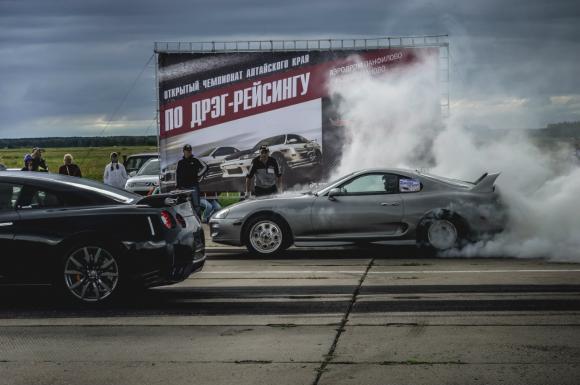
312,258,375,385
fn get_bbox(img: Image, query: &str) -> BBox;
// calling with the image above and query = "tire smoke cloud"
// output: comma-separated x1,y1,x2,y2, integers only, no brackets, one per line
329,54,580,261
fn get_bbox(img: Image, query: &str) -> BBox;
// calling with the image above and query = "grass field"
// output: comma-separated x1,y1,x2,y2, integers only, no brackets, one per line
0,146,157,181
0,145,242,207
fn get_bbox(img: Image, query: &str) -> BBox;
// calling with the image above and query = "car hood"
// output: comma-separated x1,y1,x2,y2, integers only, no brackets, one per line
224,192,315,215
127,175,160,183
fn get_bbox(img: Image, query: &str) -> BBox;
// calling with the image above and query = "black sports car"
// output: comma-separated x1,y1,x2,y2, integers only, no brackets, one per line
0,172,205,304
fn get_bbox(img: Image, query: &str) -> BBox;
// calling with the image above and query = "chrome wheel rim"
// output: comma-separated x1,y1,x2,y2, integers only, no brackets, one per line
249,220,283,254
64,246,119,302
427,219,458,250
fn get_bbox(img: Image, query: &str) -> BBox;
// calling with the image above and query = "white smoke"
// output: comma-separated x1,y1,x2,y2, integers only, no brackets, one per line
329,54,580,261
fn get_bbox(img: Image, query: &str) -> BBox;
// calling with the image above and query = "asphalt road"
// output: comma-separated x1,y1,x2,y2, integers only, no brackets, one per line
1,247,580,385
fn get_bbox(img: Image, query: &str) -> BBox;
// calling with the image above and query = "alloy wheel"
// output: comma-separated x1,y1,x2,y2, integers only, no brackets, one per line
249,220,283,254
427,219,458,250
63,246,120,302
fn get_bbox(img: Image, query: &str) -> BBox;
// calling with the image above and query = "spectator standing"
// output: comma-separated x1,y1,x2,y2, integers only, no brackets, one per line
58,154,82,177
21,154,34,171
200,192,222,223
176,144,208,216
245,145,282,197
30,148,48,172
103,152,128,189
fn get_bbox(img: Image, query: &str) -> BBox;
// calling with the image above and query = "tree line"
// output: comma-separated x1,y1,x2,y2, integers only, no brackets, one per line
0,136,157,149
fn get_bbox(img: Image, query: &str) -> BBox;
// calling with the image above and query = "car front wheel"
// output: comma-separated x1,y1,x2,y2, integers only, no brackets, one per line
61,245,122,303
244,216,291,256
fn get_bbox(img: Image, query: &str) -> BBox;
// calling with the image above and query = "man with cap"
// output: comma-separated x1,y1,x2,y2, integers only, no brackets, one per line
176,144,208,215
245,145,283,197
30,147,48,172
103,152,128,188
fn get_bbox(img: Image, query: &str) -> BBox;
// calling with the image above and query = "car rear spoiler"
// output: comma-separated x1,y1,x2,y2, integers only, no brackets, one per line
471,172,500,192
136,190,192,208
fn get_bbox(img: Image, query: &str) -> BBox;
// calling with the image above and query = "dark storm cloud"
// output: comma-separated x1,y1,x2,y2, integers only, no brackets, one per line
0,0,579,137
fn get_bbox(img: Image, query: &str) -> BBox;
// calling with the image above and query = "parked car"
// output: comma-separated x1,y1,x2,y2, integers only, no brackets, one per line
198,146,239,179
210,168,504,255
0,171,205,304
124,153,158,176
125,158,160,195
220,134,321,178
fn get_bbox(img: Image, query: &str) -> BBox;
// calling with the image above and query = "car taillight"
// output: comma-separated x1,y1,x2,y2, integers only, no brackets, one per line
175,213,186,228
160,210,175,229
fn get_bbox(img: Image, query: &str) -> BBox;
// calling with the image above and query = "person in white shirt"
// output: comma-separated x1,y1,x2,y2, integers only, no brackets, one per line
103,152,128,189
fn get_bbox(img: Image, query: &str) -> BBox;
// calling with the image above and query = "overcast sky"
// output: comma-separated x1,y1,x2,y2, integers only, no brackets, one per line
1,0,579,138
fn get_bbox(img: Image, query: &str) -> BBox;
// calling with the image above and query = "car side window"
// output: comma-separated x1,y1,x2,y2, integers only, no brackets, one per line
214,147,233,156
0,183,22,211
340,173,399,195
17,187,64,209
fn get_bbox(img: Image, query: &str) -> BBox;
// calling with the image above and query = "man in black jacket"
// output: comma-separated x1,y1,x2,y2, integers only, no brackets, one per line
176,144,208,215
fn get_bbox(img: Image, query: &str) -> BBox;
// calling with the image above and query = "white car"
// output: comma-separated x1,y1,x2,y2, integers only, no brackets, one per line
220,134,322,178
198,146,240,179
125,158,160,195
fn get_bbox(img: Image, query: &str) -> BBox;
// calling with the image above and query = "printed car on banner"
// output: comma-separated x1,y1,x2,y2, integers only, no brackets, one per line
156,47,439,192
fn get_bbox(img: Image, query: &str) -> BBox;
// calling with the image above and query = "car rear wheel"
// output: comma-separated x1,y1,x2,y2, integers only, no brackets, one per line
245,216,291,256
417,213,465,251
61,245,121,303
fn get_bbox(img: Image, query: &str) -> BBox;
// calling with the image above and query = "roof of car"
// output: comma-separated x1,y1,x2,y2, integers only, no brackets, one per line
126,153,158,158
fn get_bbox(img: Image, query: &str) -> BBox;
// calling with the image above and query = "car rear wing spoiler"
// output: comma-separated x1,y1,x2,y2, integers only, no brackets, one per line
136,190,192,208
471,172,500,192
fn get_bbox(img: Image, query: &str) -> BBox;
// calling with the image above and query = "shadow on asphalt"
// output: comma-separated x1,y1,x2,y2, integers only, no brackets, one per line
1,282,580,318
205,245,513,260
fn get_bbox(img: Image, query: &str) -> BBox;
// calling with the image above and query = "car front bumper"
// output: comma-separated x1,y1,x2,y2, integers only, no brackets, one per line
209,218,244,246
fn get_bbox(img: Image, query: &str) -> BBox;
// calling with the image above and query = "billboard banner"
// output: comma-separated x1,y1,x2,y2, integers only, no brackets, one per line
157,47,437,192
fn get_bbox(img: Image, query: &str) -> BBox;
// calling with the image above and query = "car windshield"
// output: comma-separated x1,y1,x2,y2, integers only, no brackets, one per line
315,172,356,195
198,147,215,157
251,135,285,151
137,159,160,176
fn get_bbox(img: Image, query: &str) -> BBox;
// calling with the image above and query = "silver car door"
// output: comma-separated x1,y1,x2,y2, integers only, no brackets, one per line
310,173,404,239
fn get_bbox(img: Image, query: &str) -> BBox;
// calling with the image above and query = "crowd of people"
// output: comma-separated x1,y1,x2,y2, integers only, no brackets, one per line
11,145,286,223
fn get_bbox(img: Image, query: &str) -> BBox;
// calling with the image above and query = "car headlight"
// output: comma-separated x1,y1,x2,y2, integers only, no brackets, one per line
240,153,256,160
213,208,230,219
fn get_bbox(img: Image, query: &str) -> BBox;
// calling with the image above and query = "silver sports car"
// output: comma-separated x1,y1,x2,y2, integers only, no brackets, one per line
209,168,504,255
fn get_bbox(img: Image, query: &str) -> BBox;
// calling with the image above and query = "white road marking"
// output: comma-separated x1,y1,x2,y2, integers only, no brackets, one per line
201,269,580,275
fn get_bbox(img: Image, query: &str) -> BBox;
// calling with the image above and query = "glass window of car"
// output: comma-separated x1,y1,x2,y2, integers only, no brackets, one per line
137,159,160,176
213,147,238,156
340,173,399,195
287,134,310,144
199,147,215,157
0,183,22,211
17,187,64,209
253,135,285,150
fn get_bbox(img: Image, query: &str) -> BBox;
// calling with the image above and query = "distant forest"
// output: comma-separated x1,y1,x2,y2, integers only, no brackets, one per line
1,122,579,149
0,136,157,149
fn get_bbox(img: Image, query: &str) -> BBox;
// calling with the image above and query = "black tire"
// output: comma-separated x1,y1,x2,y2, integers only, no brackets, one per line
416,212,467,252
272,153,289,178
244,215,292,256
58,243,124,305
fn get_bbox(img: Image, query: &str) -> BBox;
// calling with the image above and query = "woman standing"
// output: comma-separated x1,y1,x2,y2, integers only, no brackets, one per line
58,154,82,177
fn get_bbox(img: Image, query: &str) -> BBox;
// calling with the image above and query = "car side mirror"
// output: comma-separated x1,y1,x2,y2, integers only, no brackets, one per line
328,188,343,200
129,171,136,177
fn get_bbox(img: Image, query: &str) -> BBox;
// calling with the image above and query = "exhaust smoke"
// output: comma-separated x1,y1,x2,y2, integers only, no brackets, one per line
329,54,580,261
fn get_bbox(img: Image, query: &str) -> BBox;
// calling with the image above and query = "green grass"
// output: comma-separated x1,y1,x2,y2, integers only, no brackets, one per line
0,145,242,207
0,146,157,181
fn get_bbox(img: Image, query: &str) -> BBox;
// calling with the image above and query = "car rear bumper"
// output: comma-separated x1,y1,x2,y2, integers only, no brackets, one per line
124,230,206,287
